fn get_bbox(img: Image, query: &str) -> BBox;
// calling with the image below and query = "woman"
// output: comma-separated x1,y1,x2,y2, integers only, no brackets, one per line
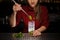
10,0,49,36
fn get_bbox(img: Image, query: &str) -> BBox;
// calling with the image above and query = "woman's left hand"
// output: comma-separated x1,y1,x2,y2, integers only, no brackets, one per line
32,30,42,36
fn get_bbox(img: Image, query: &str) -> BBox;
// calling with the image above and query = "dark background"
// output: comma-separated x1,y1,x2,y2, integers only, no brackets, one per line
0,0,60,33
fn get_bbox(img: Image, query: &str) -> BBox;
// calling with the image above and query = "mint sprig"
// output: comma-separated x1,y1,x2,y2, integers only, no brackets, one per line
13,32,23,38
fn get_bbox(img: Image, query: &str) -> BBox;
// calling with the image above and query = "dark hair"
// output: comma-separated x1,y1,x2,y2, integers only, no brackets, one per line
34,4,41,21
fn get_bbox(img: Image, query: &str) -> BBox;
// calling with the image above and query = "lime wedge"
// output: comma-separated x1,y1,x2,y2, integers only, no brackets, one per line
29,31,33,36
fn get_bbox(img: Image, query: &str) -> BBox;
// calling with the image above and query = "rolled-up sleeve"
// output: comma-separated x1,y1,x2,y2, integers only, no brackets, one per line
41,6,49,28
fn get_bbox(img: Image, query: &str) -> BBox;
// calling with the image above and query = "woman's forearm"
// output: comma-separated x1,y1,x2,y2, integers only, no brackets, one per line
37,26,47,32
9,12,16,27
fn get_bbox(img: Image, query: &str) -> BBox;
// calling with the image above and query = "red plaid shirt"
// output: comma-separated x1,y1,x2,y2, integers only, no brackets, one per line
16,5,49,33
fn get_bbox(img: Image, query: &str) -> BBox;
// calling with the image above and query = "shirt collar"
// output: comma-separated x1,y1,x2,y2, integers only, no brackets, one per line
27,5,34,11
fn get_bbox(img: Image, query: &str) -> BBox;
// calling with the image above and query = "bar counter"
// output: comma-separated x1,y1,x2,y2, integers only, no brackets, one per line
0,33,60,40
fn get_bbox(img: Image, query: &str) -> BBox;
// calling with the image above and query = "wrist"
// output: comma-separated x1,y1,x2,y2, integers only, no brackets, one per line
37,28,41,32
37,26,47,32
12,12,16,16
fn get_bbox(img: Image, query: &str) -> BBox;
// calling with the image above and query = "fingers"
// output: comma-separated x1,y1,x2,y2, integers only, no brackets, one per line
13,3,22,12
32,30,42,37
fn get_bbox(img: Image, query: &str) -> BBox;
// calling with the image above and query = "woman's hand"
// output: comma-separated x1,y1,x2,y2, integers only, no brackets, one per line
32,30,42,36
13,3,22,14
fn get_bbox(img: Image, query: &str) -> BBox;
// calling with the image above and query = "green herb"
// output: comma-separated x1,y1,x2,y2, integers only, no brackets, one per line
13,32,23,38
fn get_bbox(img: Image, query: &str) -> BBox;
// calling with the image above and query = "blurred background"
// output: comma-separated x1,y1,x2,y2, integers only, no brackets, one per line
0,0,60,33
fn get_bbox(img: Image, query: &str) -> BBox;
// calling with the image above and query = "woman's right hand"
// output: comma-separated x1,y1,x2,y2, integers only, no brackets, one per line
10,3,22,27
13,3,22,13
